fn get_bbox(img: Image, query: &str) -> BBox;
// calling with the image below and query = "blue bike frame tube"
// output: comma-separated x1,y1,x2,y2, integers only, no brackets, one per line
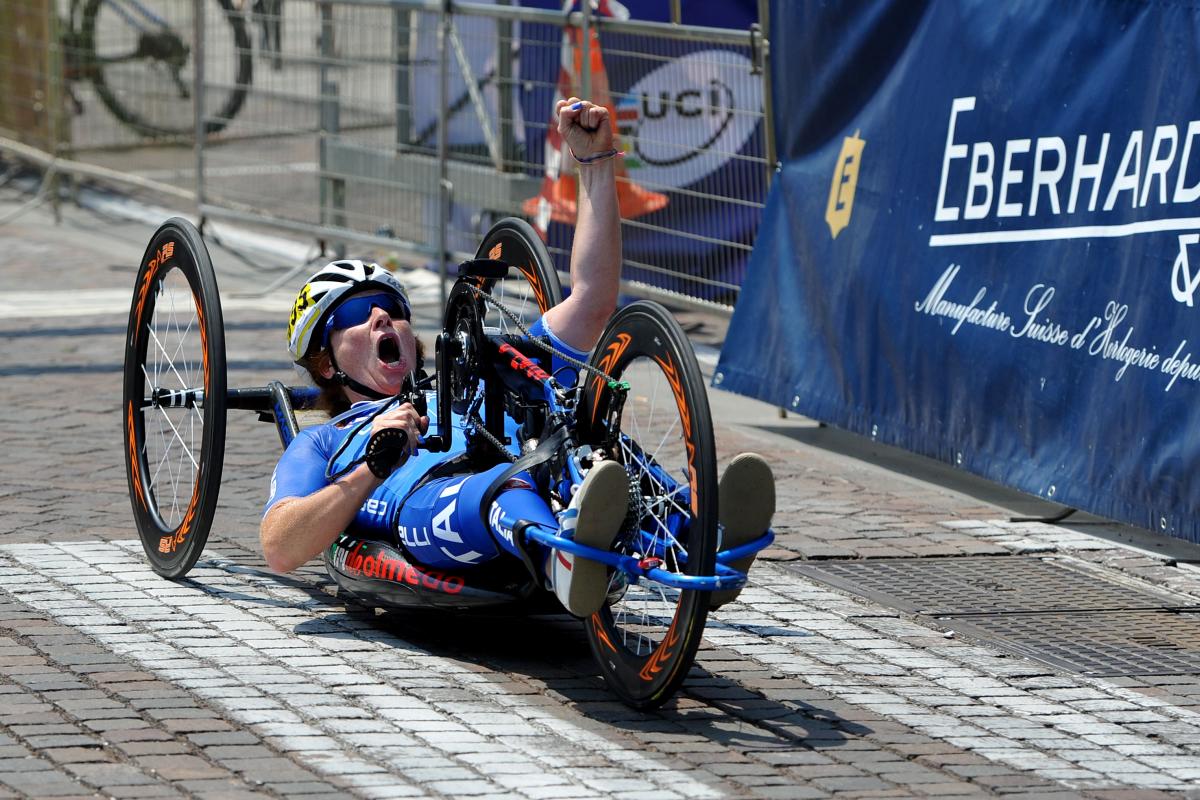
716,531,775,566
513,518,775,593
481,345,777,592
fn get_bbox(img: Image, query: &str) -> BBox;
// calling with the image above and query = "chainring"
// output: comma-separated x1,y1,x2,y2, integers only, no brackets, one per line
442,281,487,414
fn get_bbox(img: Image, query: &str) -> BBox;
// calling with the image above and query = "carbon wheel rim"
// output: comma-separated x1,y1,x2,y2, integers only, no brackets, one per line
583,303,717,708
133,266,210,531
124,219,225,578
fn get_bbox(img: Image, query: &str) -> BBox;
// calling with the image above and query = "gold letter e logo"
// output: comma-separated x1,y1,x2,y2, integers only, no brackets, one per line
826,130,865,240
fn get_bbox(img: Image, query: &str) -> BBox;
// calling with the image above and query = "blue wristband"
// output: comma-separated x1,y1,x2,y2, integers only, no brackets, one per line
572,148,620,164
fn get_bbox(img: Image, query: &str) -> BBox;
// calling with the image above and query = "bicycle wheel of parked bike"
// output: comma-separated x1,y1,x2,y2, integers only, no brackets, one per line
474,217,563,333
82,0,252,137
123,218,227,578
578,301,718,709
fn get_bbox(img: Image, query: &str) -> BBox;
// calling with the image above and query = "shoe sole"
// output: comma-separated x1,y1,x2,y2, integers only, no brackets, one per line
564,460,628,617
710,453,775,609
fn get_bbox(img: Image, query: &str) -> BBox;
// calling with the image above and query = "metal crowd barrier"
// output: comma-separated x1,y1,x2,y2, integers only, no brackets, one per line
0,0,772,311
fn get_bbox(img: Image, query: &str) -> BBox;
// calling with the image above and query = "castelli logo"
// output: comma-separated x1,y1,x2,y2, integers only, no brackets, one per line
618,50,762,188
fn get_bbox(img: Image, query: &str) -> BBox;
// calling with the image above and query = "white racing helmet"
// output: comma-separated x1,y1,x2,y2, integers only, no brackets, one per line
287,259,410,362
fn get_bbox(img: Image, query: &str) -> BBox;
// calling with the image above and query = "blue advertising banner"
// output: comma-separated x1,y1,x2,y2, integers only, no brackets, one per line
717,0,1200,543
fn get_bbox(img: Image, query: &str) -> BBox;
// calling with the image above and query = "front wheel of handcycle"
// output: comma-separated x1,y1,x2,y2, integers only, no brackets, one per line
123,217,227,578
473,217,562,333
445,217,563,441
579,300,718,709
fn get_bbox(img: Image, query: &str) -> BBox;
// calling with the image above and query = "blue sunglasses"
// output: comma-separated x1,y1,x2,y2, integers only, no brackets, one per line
322,293,410,348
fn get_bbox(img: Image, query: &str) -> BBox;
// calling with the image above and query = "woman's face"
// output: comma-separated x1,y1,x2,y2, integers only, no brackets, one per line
325,291,418,397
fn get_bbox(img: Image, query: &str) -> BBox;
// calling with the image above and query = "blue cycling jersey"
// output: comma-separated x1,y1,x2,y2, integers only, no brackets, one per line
264,318,586,568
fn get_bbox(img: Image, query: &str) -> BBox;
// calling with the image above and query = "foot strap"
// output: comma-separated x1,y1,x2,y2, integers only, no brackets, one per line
476,425,571,583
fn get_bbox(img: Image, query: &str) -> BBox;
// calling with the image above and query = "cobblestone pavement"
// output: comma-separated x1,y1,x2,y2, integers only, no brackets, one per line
3,185,1200,799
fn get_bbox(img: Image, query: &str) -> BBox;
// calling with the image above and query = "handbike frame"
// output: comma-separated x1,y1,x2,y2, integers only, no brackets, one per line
450,331,774,596
126,216,766,710
228,263,773,598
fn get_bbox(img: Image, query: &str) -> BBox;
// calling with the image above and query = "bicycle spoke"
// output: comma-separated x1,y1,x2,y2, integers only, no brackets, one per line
628,392,647,453
143,402,202,530
619,438,691,522
649,413,681,466
167,291,199,390
146,327,192,396
147,412,171,495
646,367,659,446
153,405,201,472
168,417,183,524
144,283,205,422
142,362,205,427
137,273,204,531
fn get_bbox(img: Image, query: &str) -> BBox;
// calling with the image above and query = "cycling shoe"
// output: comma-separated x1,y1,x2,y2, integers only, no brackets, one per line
709,453,774,609
551,460,628,617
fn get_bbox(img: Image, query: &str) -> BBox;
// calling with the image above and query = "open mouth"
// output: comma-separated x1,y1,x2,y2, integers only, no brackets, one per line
378,336,402,366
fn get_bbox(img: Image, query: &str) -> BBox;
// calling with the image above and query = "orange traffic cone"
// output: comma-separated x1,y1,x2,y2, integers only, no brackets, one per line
524,22,667,234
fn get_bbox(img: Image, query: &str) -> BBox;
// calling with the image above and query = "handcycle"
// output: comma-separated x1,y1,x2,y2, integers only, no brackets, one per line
121,216,773,709
62,0,252,137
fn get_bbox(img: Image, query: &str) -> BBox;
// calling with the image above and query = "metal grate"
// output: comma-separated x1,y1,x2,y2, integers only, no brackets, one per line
788,556,1197,615
789,556,1200,677
946,610,1200,676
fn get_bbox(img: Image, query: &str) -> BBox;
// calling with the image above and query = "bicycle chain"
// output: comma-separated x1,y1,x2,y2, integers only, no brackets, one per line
469,414,518,463
453,356,518,463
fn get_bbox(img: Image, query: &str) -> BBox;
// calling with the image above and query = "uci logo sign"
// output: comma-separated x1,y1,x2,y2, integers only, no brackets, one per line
621,50,762,189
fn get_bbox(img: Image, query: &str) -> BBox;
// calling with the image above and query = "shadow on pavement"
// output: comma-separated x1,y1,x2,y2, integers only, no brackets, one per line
196,553,867,751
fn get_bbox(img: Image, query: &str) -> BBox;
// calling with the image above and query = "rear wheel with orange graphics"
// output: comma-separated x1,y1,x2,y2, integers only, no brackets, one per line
579,301,718,709
474,217,562,334
123,217,227,579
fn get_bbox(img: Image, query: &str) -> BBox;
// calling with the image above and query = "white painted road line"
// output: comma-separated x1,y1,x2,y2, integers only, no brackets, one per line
0,541,723,800
0,289,298,319
715,562,1200,790
8,539,1200,793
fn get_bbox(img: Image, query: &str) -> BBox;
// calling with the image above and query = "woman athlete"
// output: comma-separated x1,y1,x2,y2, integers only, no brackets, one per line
260,98,775,616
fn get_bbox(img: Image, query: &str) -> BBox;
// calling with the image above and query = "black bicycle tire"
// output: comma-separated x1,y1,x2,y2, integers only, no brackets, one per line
579,300,718,709
474,217,563,318
81,0,252,137
123,217,227,578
